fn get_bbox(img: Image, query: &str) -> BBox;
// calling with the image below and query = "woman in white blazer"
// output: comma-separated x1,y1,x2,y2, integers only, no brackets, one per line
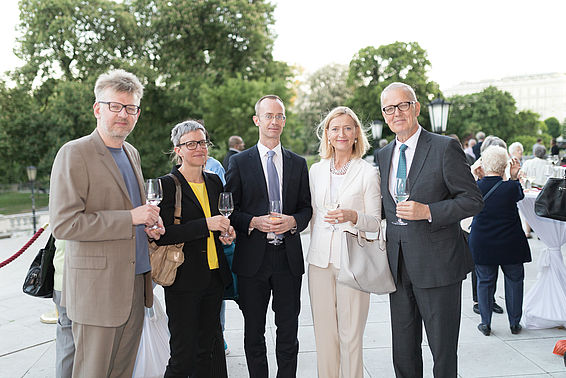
308,106,382,378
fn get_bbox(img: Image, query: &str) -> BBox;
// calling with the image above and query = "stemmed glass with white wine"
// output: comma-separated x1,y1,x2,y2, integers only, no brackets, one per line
392,177,409,226
324,190,340,230
145,178,163,229
218,192,234,238
267,200,282,245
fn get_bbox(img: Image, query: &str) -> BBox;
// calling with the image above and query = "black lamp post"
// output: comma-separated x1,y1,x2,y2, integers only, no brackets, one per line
371,119,383,140
26,166,37,233
427,98,452,134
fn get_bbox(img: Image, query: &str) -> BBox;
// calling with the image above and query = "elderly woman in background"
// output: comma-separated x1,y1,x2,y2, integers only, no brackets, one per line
521,145,552,188
469,146,532,336
308,106,382,378
155,120,234,377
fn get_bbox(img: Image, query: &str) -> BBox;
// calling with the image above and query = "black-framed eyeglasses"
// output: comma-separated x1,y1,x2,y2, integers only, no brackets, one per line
382,101,416,115
177,140,213,150
260,113,286,121
98,101,140,115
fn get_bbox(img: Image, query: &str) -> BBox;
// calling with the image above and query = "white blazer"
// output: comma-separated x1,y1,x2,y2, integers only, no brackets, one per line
307,158,382,269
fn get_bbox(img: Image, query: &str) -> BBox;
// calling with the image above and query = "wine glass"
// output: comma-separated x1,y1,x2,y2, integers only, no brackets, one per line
392,178,409,226
145,179,162,229
267,200,282,245
218,192,234,237
324,190,340,230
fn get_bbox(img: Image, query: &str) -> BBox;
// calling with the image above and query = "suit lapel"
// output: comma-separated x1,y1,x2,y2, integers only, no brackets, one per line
203,172,219,217
123,143,145,203
380,141,395,203
407,129,432,191
281,147,293,212
90,130,132,203
174,169,205,215
249,146,269,201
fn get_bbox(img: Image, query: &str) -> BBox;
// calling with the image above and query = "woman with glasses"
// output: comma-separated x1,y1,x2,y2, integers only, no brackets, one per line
154,120,235,377
307,106,382,378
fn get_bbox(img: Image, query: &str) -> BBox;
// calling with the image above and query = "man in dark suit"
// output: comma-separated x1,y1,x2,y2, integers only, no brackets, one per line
222,135,245,169
376,83,483,378
225,95,312,378
472,131,485,160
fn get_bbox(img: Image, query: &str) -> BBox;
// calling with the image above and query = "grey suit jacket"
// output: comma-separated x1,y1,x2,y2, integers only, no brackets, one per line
377,128,483,288
49,130,152,327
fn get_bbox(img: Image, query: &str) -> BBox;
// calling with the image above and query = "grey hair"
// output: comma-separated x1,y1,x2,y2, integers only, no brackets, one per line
94,69,144,103
475,131,486,141
379,138,388,148
534,145,546,159
380,82,417,105
508,142,523,155
480,135,507,153
481,146,509,176
170,120,208,164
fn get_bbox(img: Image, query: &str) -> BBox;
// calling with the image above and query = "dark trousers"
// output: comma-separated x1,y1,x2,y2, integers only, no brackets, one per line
390,249,462,378
475,263,524,327
238,243,302,378
164,270,224,378
471,267,496,304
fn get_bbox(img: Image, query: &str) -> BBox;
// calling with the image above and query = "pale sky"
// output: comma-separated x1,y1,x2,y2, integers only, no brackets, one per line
1,0,565,90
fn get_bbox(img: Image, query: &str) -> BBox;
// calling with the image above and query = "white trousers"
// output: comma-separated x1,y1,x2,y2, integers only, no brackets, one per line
308,264,370,378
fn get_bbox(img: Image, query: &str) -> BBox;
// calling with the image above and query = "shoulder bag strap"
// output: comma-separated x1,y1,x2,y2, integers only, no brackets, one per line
167,173,182,225
483,180,504,201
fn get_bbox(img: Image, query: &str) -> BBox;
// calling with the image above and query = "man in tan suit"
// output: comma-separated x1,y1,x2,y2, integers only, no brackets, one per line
49,69,164,377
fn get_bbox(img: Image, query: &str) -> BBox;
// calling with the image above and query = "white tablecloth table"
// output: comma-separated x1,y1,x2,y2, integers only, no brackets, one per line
517,190,566,329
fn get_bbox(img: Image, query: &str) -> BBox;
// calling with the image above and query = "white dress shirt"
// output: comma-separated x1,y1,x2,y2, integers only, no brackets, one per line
388,126,422,197
257,142,283,207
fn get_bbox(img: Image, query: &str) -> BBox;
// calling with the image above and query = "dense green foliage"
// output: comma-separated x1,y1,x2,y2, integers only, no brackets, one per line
0,1,557,188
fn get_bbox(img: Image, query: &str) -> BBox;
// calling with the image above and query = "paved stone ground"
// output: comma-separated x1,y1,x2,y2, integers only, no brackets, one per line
1,230,565,377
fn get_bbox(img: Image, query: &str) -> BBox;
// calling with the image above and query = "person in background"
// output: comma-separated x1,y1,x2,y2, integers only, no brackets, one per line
532,138,544,156
156,120,234,377
473,131,486,160
376,82,483,377
53,239,75,378
223,135,245,170
225,94,312,378
49,69,164,378
521,145,552,188
308,106,381,378
508,142,532,238
464,138,477,160
449,134,475,166
551,138,559,156
469,145,531,336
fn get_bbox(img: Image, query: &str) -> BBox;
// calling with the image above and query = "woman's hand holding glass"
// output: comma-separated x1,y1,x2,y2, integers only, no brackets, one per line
324,208,358,226
206,215,231,240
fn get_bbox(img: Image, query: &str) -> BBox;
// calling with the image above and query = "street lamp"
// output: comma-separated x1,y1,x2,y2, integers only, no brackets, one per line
26,166,37,233
427,98,452,134
370,120,383,140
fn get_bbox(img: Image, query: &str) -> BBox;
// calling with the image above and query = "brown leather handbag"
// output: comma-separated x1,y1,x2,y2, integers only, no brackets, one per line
149,174,184,286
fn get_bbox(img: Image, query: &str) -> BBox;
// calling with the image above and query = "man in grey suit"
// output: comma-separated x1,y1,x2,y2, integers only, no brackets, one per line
376,82,483,377
49,69,164,377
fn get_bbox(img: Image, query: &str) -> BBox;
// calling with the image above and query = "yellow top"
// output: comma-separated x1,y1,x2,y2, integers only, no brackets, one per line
188,182,219,270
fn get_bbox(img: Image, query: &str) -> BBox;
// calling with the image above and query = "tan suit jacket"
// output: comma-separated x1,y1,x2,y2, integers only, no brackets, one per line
49,130,152,327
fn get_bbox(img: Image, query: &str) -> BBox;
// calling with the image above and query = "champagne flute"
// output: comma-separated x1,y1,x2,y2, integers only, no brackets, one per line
324,190,340,230
145,179,163,229
268,200,282,245
218,192,234,238
392,178,409,226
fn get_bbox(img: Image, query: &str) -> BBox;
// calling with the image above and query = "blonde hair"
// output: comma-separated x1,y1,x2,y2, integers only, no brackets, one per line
317,106,370,159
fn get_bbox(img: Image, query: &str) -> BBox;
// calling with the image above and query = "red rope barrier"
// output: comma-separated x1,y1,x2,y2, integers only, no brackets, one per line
0,224,49,268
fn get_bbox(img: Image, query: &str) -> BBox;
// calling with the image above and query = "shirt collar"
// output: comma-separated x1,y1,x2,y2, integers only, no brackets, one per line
257,141,282,157
395,125,422,152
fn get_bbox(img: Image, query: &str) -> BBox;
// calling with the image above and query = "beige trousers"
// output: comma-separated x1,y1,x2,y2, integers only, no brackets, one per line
71,274,145,378
308,264,370,378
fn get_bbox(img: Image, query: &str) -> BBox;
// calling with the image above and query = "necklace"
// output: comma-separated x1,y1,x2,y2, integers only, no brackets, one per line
330,157,352,175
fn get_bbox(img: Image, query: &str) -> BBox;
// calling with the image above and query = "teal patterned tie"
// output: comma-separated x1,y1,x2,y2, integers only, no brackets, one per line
396,144,408,180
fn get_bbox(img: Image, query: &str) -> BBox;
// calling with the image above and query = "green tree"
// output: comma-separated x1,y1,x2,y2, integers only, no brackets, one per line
544,117,561,138
295,64,352,154
346,42,440,140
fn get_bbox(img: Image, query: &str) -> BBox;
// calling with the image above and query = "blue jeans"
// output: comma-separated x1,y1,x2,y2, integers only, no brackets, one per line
475,263,524,327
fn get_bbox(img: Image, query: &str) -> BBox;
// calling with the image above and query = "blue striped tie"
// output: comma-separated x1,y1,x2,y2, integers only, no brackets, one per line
396,144,408,180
